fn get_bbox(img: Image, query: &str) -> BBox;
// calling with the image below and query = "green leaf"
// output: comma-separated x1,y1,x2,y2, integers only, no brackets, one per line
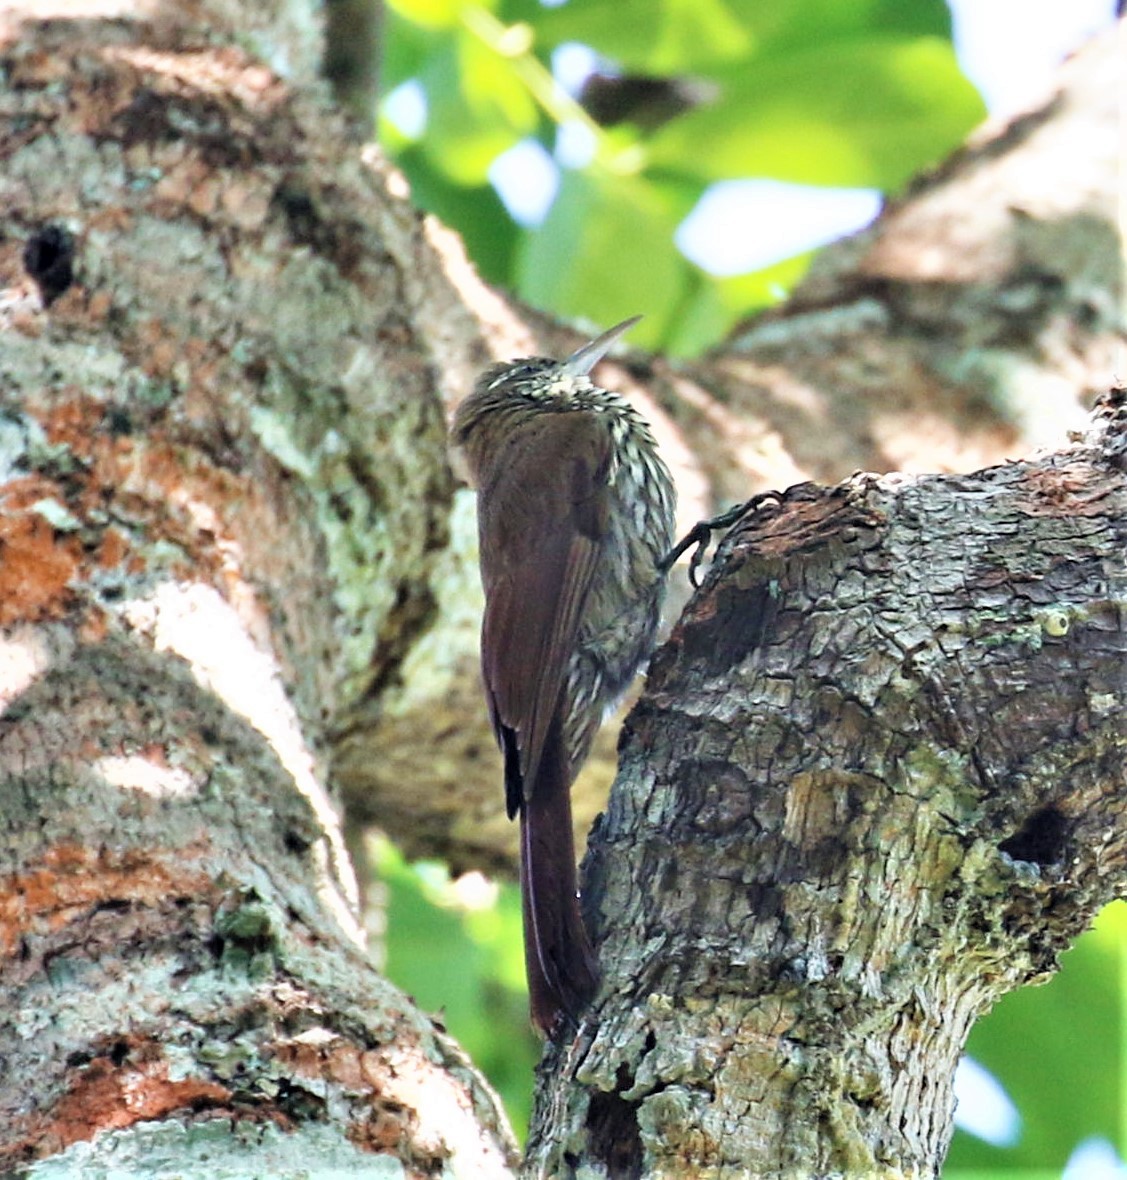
515,169,691,349
724,0,952,53
386,0,504,32
645,34,985,190
381,7,442,90
420,31,538,185
532,0,750,73
386,0,467,32
663,252,813,356
529,0,953,74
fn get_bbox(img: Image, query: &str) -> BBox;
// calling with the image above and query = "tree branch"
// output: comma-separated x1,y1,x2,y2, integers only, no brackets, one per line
0,4,517,1171
528,393,1126,1177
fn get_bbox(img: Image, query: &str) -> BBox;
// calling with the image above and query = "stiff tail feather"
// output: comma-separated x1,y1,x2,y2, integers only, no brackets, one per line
519,715,599,1033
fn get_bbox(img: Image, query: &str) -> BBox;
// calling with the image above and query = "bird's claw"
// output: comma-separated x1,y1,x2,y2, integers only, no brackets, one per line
661,492,781,587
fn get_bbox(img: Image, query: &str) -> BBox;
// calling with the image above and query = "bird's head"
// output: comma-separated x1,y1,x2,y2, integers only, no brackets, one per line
475,316,642,403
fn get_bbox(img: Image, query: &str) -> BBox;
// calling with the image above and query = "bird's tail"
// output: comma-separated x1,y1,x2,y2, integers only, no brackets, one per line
519,715,599,1034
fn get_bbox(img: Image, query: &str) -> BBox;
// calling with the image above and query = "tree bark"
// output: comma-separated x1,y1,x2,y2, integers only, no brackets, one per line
0,2,516,1173
528,394,1127,1178
0,0,1122,1174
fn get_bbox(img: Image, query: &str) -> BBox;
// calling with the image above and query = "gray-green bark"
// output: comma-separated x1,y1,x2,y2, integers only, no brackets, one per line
0,3,515,1174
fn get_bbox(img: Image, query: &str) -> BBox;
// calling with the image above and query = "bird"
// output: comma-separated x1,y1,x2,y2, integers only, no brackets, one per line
452,317,676,1033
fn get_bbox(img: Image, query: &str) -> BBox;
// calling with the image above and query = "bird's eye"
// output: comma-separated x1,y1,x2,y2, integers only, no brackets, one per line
484,358,552,392
507,363,538,386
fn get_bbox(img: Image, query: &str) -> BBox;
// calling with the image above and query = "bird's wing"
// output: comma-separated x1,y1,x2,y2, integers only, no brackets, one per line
476,409,612,816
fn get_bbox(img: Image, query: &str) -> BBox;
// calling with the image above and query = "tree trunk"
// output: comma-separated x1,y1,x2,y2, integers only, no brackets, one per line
1,0,1122,1174
0,1,516,1173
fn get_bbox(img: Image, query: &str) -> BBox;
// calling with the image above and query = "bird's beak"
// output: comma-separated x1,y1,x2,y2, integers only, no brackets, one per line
561,315,642,377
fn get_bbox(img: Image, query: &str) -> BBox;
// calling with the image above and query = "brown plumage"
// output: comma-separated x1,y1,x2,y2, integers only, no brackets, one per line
452,319,676,1032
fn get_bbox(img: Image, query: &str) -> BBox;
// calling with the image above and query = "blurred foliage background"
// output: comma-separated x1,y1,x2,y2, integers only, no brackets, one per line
350,0,1123,1169
944,900,1125,1178
375,0,984,355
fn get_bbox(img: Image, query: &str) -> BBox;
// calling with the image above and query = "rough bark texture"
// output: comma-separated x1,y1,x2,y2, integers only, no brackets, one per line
0,645,515,1174
0,2,517,1174
526,394,1127,1178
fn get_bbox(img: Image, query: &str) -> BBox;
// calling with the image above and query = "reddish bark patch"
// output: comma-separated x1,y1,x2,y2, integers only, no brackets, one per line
272,1038,422,1160
0,478,81,625
15,1037,231,1160
0,842,212,958
37,394,107,456
1016,459,1112,516
97,526,130,569
52,1053,230,1146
